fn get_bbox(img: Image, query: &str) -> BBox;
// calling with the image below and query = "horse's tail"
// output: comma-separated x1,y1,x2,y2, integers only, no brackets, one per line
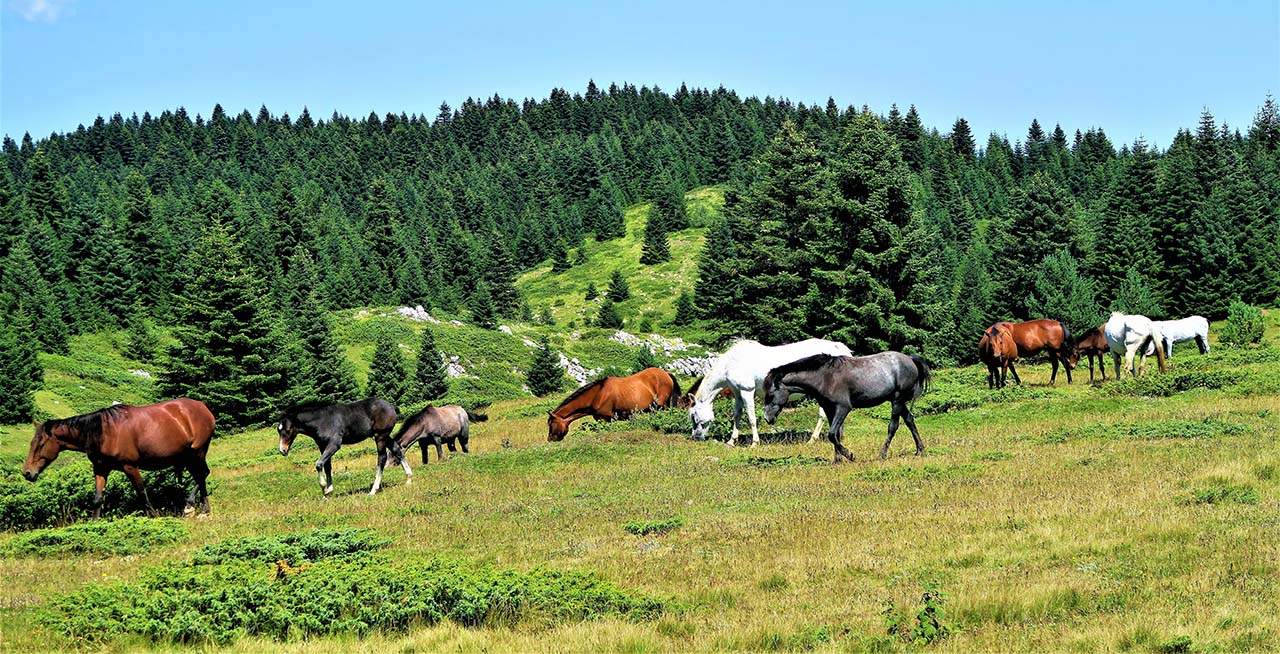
1058,320,1074,361
465,410,489,423
909,354,932,400
1151,329,1168,374
665,372,681,408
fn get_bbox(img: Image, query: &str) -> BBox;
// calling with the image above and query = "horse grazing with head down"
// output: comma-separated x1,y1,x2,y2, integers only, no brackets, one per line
978,323,1020,389
990,319,1074,384
763,353,930,463
1069,325,1111,382
1105,312,1167,378
23,398,215,518
395,405,487,464
277,398,405,496
688,339,851,446
548,367,680,441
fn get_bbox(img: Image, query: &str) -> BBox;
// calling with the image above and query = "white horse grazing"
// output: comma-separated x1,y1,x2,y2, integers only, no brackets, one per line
689,339,852,447
1105,312,1167,378
1143,316,1210,359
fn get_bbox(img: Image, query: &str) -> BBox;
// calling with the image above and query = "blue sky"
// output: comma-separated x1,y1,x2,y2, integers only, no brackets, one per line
2,0,1277,148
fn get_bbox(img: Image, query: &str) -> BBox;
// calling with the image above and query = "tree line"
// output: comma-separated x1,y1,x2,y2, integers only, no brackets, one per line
1,81,1276,425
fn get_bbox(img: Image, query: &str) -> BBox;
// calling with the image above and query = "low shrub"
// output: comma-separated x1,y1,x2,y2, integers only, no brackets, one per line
4,516,186,556
722,455,827,469
0,459,201,531
1048,418,1249,443
1187,482,1259,505
39,529,670,647
623,517,684,536
882,581,956,646
1220,301,1265,345
1100,370,1243,397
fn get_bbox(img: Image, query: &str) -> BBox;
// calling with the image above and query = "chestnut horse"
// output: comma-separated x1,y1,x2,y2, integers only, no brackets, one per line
978,323,1021,389
547,367,680,441
1069,325,1110,382
993,319,1074,384
23,398,215,518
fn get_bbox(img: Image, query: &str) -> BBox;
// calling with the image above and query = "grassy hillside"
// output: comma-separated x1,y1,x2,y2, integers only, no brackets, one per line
2,314,1278,652
518,187,722,342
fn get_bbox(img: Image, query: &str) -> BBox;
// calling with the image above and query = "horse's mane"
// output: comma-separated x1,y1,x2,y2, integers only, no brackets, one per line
764,354,839,385
687,376,705,396
555,377,609,409
44,404,128,448
399,404,435,426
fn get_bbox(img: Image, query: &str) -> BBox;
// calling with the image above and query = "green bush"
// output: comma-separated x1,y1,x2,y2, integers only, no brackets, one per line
1049,418,1249,443
1101,370,1243,397
38,529,670,647
623,517,684,536
1188,483,1259,505
1220,301,1265,345
0,459,201,530
882,581,956,646
4,516,186,556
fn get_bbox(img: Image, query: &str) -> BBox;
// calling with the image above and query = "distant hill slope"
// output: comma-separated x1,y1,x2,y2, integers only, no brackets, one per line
517,187,722,336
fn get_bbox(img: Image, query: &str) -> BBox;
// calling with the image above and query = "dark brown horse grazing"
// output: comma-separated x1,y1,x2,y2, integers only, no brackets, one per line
978,323,1021,389
394,405,487,465
548,367,681,441
1068,325,1110,382
993,319,1074,384
676,376,734,408
23,398,215,518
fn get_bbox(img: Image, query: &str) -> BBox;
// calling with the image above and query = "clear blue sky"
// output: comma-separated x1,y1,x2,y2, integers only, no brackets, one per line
2,0,1277,149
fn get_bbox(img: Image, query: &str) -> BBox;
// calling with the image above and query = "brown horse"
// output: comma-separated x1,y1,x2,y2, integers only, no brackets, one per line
548,367,681,441
1068,325,1110,382
676,376,734,408
993,319,1074,384
978,323,1021,389
394,405,487,465
23,398,215,518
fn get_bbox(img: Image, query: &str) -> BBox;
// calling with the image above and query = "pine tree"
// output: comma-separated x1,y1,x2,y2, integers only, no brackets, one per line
639,211,671,264
0,302,41,424
407,326,449,404
484,233,523,317
286,249,360,405
1,237,68,354
539,306,556,326
470,281,498,329
995,172,1079,317
1026,250,1100,335
650,171,688,232
122,308,160,362
526,337,566,396
596,298,624,329
672,291,696,326
584,282,599,300
160,220,294,429
1110,269,1162,317
949,118,976,161
550,241,571,273
633,344,659,373
606,269,630,301
366,331,409,405
78,216,140,329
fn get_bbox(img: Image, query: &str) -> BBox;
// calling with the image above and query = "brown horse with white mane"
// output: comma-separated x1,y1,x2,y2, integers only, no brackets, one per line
23,398,215,518
547,367,681,441
986,319,1074,385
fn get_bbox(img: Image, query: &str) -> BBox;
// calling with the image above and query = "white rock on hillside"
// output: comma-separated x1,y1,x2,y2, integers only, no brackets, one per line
498,325,513,334
667,355,718,377
558,354,602,386
397,305,440,323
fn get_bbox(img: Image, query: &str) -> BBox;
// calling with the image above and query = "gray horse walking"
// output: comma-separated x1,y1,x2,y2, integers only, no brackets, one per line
762,353,930,463
394,405,487,465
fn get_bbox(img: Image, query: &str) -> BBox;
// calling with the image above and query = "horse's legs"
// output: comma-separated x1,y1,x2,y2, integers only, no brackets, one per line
1196,334,1209,355
91,465,109,520
459,425,470,454
122,465,154,517
826,405,853,463
1049,355,1059,385
187,457,211,515
1061,350,1073,384
370,438,389,495
1008,362,1022,386
903,405,925,456
728,394,743,446
881,402,903,460
434,437,445,462
1112,352,1122,379
315,442,339,496
418,441,430,464
986,364,997,390
742,391,760,448
808,406,827,444
1124,346,1138,378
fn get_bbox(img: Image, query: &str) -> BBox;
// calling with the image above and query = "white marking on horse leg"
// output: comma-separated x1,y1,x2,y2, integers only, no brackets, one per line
370,464,383,495
743,392,759,447
728,395,742,446
400,456,413,483
809,407,826,444
317,469,327,493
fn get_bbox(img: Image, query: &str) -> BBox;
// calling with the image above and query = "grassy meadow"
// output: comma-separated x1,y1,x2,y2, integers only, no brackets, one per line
1,308,1278,653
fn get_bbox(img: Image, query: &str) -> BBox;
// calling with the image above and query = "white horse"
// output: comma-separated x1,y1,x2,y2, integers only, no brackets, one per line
1143,316,1210,359
689,339,852,446
1105,312,1167,378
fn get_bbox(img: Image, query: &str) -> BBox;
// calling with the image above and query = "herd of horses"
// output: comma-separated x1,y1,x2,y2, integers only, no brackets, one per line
20,311,1211,517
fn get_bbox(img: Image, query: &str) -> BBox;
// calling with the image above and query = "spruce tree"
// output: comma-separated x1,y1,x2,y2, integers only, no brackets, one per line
160,220,294,430
949,117,976,161
639,211,671,264
584,282,599,300
526,336,566,396
78,217,139,329
596,298,624,329
122,308,160,362
1110,269,1162,317
672,291,696,326
633,344,660,373
0,302,41,424
606,270,630,301
366,331,409,405
550,241,571,273
1,237,68,354
1026,250,1100,335
485,233,523,317
995,172,1079,318
650,171,688,232
407,326,449,404
470,281,498,329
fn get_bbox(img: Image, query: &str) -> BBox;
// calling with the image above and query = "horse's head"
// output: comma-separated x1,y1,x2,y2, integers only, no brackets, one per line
688,398,714,441
547,412,571,442
277,415,300,455
23,421,63,482
761,373,790,425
